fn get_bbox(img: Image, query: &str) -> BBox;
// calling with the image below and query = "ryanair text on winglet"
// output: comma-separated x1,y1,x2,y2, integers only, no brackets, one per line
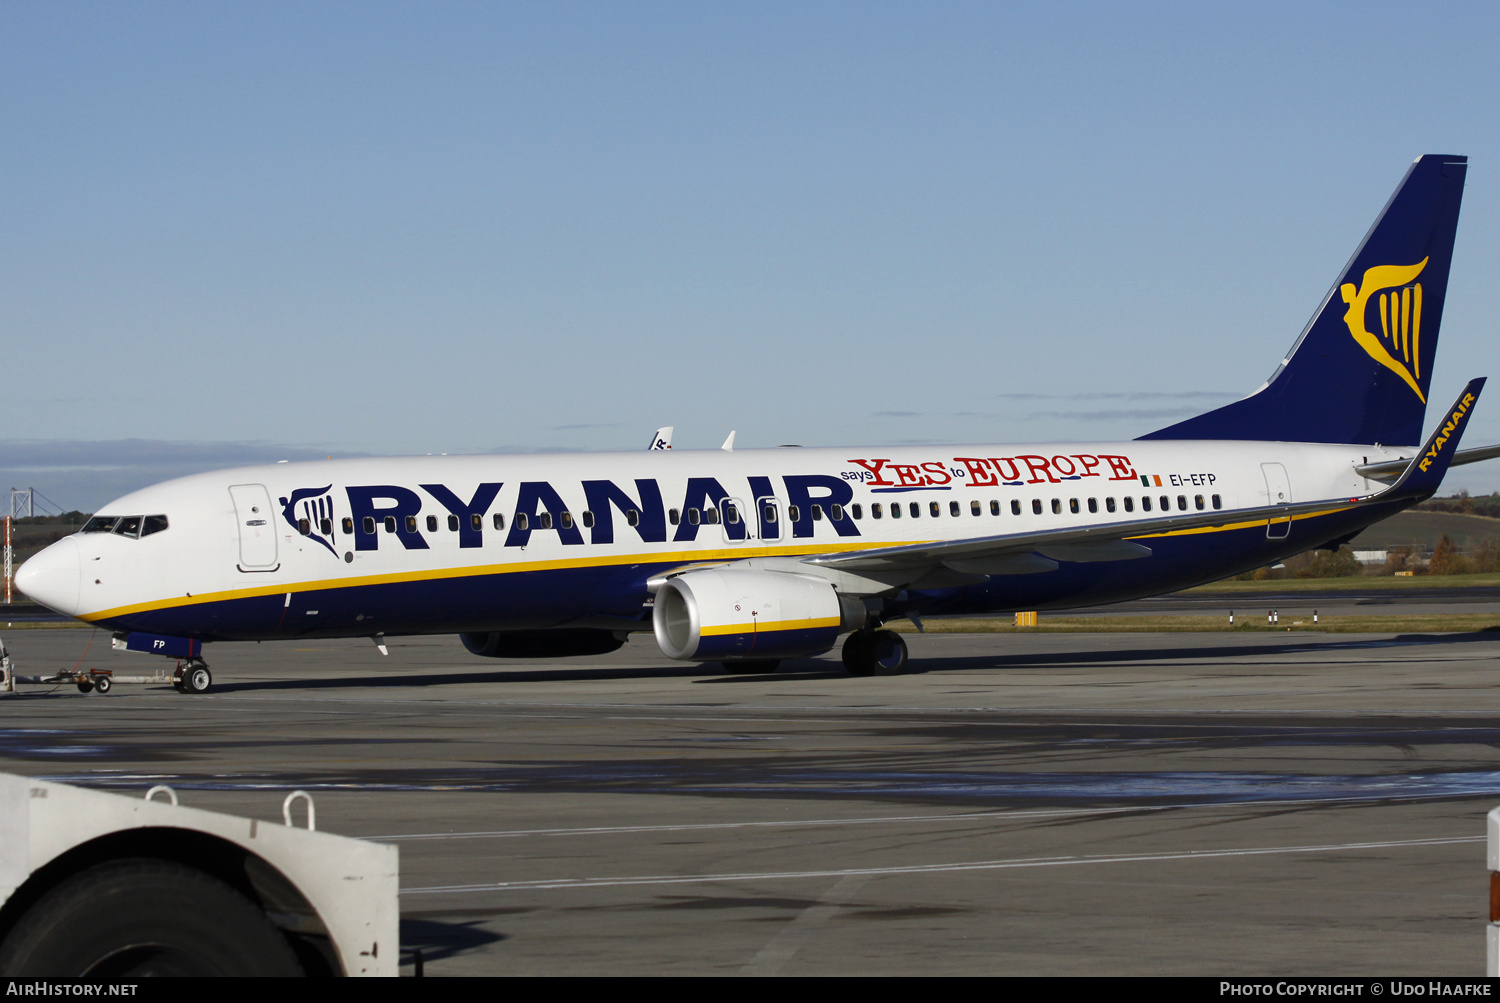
1419,392,1476,472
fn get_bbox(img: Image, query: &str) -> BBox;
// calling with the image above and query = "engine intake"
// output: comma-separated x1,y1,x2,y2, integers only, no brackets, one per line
652,569,865,662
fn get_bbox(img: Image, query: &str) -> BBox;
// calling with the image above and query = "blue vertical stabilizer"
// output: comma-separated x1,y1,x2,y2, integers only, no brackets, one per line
1141,155,1467,446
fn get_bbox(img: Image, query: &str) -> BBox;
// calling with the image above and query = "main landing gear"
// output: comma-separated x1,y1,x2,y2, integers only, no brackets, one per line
841,629,908,677
173,659,212,695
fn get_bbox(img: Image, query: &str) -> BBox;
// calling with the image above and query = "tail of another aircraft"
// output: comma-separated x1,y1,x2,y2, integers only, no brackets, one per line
1141,154,1468,446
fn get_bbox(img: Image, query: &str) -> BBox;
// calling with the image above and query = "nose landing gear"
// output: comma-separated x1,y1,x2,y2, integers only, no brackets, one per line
173,660,213,695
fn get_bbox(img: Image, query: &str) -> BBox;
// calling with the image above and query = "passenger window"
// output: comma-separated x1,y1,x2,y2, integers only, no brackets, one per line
1032,499,1042,515
298,518,311,536
1123,497,1133,513
343,517,354,534
687,508,701,525
989,500,999,515
582,511,595,528
950,501,961,517
113,516,142,538
384,516,397,533
873,503,884,519
1087,498,1097,514
1069,498,1079,514
970,500,980,516
515,513,529,531
538,512,553,530
669,509,680,525
890,503,901,519
811,505,823,521
724,503,740,524
1160,495,1170,510
850,503,862,520
471,514,482,531
561,511,573,528
142,515,170,537
1177,495,1187,511
1105,497,1116,513
448,514,460,531
788,505,801,522
1212,494,1222,510
426,515,438,532
627,509,640,527
493,513,505,530
405,516,418,533
909,502,920,518
1194,495,1205,510
1141,498,1151,512
1051,499,1061,515
703,506,719,525
364,517,376,534
830,504,843,521
761,505,776,524
320,518,332,536
1011,500,1021,515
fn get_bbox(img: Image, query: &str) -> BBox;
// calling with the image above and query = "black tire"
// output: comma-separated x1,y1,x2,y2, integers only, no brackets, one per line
93,676,112,695
843,629,908,676
720,659,781,674
75,680,94,694
181,666,212,694
869,629,908,675
0,858,303,976
842,631,875,676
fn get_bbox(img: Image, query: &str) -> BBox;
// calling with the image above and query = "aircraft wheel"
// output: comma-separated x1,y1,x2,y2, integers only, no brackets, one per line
181,666,212,695
721,659,780,674
842,631,875,676
0,858,303,976
869,629,908,675
75,680,94,694
93,676,112,695
843,629,908,677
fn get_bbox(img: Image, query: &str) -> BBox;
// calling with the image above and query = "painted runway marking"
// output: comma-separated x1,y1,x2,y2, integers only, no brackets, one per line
401,835,1481,894
371,792,1450,842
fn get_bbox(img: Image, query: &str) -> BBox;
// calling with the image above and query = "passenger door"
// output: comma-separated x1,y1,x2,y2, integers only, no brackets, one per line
229,484,279,571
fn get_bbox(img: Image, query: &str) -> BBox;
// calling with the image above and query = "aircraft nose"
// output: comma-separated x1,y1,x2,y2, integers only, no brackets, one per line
15,538,81,617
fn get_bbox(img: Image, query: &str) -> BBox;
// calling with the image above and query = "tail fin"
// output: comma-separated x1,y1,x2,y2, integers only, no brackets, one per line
1141,154,1467,446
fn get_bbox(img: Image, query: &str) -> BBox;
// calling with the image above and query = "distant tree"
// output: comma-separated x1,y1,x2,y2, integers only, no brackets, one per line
1383,546,1414,575
1429,534,1469,575
1473,536,1500,573
1297,547,1360,578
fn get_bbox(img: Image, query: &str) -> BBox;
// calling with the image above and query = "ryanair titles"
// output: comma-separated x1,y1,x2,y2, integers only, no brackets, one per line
280,452,1142,556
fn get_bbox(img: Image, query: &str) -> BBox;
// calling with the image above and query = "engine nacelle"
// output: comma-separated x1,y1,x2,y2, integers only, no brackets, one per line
652,569,866,662
460,629,626,658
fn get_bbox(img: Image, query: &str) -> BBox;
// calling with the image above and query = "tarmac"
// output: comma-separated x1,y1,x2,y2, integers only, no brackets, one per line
3,624,1499,975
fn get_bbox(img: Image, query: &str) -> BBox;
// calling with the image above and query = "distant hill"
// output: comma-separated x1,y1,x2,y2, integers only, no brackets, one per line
1349,510,1500,551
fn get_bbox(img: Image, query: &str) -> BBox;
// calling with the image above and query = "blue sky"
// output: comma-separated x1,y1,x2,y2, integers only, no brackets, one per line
4,2,1500,509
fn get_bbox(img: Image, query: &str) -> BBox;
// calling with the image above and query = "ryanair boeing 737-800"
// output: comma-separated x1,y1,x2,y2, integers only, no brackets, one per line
15,155,1495,692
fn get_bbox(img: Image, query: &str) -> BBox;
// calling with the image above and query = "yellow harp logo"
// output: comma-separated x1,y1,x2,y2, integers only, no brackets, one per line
1340,257,1428,402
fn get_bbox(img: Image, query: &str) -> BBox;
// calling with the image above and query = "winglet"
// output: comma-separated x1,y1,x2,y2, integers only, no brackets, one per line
1384,377,1485,500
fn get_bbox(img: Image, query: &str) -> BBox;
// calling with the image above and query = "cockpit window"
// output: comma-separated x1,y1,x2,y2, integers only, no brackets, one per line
81,514,168,538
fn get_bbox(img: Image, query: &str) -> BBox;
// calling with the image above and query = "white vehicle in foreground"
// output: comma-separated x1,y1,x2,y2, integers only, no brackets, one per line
0,773,398,977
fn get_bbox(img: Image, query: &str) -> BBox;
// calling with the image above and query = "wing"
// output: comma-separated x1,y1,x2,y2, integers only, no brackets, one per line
803,378,1485,581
